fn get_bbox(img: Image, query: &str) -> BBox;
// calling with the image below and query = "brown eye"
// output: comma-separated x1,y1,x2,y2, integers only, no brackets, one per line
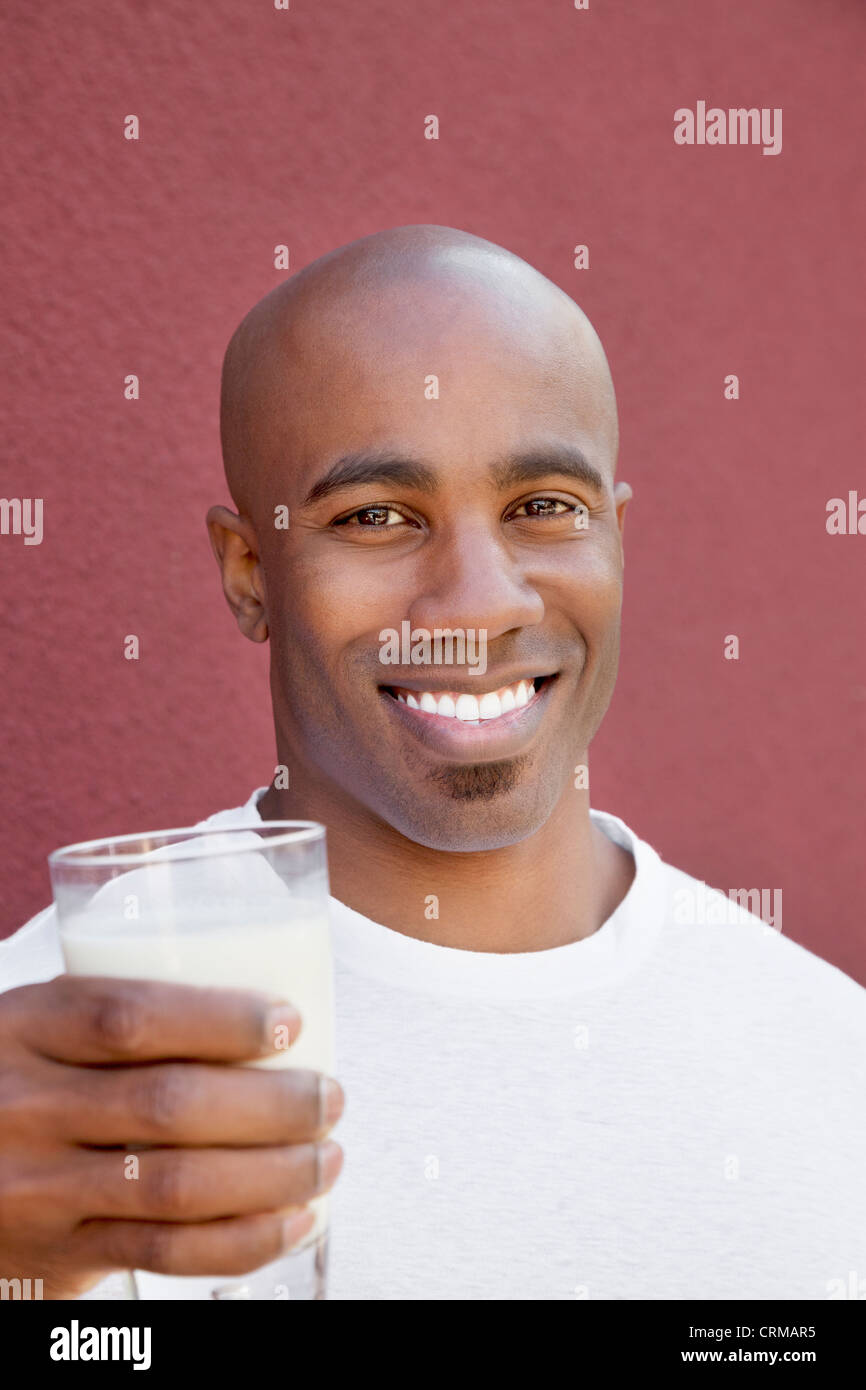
511,498,573,518
336,506,407,527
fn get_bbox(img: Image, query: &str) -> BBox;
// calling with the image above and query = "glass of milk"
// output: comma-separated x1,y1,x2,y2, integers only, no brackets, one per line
48,820,335,1301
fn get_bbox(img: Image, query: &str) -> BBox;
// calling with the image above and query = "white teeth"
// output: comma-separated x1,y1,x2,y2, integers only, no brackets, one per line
392,678,539,720
455,694,480,722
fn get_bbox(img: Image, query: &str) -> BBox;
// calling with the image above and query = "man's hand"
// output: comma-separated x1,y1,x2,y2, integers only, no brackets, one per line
0,976,345,1299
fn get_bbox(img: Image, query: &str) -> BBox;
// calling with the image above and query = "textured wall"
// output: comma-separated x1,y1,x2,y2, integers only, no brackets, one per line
1,0,863,982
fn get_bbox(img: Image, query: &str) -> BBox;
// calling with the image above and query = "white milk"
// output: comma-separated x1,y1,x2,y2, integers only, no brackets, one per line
60,901,336,1247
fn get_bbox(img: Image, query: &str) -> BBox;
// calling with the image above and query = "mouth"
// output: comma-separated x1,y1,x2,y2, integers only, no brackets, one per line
381,674,555,725
379,671,558,763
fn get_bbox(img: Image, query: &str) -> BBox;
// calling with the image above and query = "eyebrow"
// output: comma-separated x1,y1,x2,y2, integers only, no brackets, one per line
301,453,439,505
300,444,607,506
489,446,607,496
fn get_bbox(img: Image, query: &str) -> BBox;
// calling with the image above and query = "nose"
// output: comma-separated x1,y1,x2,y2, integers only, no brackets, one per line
407,521,544,641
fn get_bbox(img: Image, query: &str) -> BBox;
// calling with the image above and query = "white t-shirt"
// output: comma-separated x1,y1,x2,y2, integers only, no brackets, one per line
2,788,864,1301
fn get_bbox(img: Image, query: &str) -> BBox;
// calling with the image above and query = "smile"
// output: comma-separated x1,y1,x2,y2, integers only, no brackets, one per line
382,676,552,726
378,672,559,762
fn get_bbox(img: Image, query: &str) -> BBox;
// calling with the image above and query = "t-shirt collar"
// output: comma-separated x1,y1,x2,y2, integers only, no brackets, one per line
246,786,665,1001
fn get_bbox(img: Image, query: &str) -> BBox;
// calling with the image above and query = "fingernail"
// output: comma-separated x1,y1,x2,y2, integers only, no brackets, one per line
316,1139,343,1194
263,1002,301,1055
282,1208,315,1252
318,1075,344,1128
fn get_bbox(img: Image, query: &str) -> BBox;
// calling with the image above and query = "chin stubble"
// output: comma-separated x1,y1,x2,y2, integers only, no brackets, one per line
426,757,530,801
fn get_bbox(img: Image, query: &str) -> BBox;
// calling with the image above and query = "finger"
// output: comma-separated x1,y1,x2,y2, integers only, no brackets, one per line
55,1062,344,1147
8,976,301,1064
75,1206,317,1279
65,1141,344,1222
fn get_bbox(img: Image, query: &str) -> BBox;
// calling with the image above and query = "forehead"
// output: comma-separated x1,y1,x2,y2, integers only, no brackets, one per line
255,272,616,494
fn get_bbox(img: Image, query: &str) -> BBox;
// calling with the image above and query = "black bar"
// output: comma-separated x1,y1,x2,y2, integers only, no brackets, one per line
7,1298,863,1375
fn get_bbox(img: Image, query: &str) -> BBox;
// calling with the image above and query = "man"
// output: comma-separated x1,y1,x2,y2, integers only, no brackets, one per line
1,225,864,1301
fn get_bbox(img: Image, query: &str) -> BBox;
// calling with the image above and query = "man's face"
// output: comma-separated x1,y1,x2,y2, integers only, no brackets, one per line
251,274,628,851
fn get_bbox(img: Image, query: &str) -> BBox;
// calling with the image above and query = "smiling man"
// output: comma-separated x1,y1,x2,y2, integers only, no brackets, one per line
1,225,864,1301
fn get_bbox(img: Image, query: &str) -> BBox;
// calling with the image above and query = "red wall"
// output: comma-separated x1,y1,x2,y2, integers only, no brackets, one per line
2,0,864,982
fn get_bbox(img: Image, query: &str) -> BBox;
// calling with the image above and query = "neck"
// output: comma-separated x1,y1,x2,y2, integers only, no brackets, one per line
258,766,635,955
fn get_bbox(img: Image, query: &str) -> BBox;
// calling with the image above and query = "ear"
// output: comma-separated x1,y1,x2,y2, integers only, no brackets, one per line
206,505,269,643
613,481,632,565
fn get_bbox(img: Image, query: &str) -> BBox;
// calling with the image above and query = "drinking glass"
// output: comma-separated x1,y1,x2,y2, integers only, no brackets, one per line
48,821,335,1301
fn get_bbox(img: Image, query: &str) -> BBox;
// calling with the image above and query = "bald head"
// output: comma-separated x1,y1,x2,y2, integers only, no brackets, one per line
219,224,619,517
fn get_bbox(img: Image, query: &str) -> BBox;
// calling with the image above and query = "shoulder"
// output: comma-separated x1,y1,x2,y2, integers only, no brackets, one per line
596,805,865,1052
592,806,865,1022
649,855,866,1059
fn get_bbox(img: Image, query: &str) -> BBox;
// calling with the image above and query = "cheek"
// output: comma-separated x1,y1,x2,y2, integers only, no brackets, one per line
271,605,342,689
546,539,623,628
264,566,382,712
276,542,399,628
267,544,426,701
